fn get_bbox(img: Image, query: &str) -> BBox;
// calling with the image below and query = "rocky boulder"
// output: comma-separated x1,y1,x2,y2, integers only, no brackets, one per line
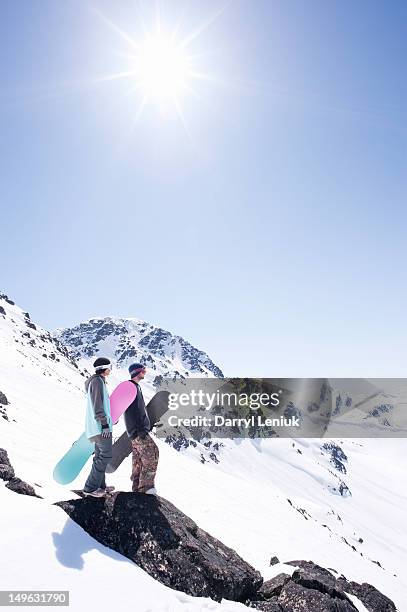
278,581,357,611
0,448,15,480
56,492,262,602
0,448,40,497
5,477,40,498
0,448,12,465
336,576,397,612
258,573,291,599
0,464,15,480
247,560,396,612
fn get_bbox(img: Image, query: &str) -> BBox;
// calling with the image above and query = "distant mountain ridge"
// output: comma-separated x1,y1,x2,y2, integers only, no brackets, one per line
55,316,223,385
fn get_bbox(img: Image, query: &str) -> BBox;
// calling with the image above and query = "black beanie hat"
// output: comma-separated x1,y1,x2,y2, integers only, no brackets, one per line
129,362,145,378
93,357,111,372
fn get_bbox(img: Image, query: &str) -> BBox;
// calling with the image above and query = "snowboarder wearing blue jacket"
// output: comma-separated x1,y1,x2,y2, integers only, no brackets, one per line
83,357,115,497
125,363,159,495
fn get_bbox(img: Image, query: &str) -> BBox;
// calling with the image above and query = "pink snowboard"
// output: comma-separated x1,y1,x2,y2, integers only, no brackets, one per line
109,381,137,424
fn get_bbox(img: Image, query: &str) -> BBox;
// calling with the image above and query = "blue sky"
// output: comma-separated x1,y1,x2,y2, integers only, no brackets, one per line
1,0,406,376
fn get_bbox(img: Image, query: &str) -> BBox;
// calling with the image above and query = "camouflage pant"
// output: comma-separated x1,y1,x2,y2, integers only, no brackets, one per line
131,433,159,493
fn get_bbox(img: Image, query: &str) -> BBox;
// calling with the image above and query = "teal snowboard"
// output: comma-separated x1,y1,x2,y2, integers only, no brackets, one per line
53,432,94,485
53,381,138,485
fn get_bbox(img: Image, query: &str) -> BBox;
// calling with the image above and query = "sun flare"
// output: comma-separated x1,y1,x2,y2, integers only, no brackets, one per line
134,35,191,101
92,4,226,135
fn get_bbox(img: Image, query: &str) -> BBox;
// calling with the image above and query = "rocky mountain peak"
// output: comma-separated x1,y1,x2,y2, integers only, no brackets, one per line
55,316,223,384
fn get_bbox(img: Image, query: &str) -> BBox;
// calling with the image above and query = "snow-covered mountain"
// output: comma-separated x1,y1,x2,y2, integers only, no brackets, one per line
55,317,223,386
0,292,89,427
325,378,407,436
0,292,406,611
0,292,85,385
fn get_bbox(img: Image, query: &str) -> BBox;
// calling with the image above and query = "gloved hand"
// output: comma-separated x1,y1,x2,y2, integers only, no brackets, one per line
101,425,112,439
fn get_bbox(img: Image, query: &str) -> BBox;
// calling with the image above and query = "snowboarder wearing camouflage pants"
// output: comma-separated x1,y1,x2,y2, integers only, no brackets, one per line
125,363,159,495
83,357,115,497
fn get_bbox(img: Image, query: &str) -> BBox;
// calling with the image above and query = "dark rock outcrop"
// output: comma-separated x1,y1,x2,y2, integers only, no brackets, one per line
336,577,397,612
0,448,15,480
0,293,15,305
56,492,262,602
0,448,40,497
258,574,291,598
0,392,10,421
0,464,15,480
322,442,348,474
0,448,12,465
291,563,345,599
5,477,40,498
278,581,357,611
247,560,396,612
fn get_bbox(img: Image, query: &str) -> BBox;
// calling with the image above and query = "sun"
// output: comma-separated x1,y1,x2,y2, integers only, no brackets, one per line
134,34,191,101
92,4,227,134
